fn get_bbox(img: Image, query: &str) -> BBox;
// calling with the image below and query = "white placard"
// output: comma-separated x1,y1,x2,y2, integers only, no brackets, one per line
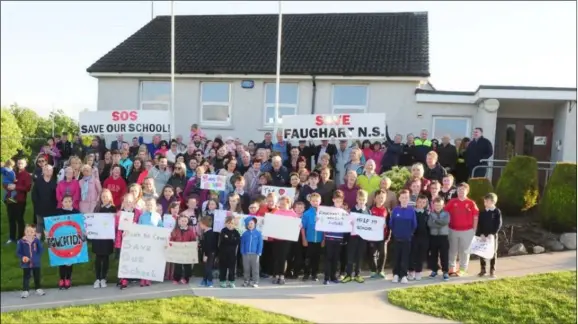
261,186,296,200
282,113,386,141
165,241,198,264
163,214,176,229
84,213,116,240
233,213,246,235
118,225,171,282
79,110,171,135
468,235,496,260
351,213,385,241
200,174,227,191
212,210,227,233
315,206,352,233
118,211,135,231
261,213,301,242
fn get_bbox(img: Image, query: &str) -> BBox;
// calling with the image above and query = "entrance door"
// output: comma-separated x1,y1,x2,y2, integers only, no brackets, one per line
494,118,553,187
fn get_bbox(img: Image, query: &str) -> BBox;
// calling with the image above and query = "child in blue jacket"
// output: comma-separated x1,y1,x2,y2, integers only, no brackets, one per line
17,224,45,298
389,189,417,284
300,193,324,281
241,216,263,287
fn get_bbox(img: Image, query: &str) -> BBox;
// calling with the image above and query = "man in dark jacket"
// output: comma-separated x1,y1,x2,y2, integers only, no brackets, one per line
314,140,337,168
466,128,494,178
55,132,72,167
31,164,57,234
270,156,289,187
399,135,416,167
382,126,403,172
436,135,458,172
297,140,315,169
424,151,448,182
256,132,274,150
71,134,86,160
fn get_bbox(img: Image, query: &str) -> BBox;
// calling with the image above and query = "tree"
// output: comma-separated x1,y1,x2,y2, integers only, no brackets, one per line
1,108,23,162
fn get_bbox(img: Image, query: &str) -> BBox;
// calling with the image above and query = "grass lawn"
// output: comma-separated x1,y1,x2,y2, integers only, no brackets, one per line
1,296,309,323
388,271,577,324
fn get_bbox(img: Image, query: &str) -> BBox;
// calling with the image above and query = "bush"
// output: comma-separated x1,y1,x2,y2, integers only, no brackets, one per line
382,166,411,193
495,155,539,215
539,163,577,232
467,177,494,210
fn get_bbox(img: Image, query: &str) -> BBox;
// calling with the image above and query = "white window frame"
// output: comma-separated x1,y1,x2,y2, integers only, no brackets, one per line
200,82,232,126
431,116,472,141
139,81,171,110
263,82,299,127
331,84,369,114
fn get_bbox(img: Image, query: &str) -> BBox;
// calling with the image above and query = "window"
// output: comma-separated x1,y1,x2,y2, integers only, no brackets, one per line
201,82,231,125
332,85,368,113
264,83,298,125
140,81,171,110
432,116,472,141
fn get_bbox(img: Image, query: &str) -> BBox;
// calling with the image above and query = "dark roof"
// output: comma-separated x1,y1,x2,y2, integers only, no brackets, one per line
415,85,577,95
87,12,429,77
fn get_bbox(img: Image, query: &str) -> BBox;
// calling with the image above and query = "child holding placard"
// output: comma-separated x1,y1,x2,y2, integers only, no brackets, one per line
271,196,298,285
218,216,241,288
55,195,80,290
256,193,278,279
241,216,263,287
476,193,502,278
408,195,430,281
92,189,116,289
116,193,142,289
368,189,389,280
17,225,45,298
136,197,164,287
323,190,346,285
170,215,197,284
199,216,217,287
390,190,417,284
341,190,369,284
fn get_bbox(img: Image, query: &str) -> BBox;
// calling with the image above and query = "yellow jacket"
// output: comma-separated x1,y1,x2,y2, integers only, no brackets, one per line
356,173,382,196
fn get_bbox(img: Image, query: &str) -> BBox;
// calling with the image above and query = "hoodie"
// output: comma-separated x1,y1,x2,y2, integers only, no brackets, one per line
219,227,241,253
17,237,43,268
56,179,81,210
241,222,263,255
423,162,448,183
389,206,417,242
301,207,323,243
297,185,323,210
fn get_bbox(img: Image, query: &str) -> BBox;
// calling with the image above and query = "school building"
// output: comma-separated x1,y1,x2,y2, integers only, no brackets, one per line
86,12,577,163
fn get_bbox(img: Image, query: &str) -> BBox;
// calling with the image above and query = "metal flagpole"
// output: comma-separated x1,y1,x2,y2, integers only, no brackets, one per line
272,0,283,139
151,1,154,20
170,1,176,140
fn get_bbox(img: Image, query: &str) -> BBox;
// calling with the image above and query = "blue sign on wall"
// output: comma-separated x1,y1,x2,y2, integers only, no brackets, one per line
241,80,255,89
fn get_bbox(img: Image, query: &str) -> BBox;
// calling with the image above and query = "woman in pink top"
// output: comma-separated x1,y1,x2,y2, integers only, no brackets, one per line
56,167,81,210
270,195,298,285
79,164,102,213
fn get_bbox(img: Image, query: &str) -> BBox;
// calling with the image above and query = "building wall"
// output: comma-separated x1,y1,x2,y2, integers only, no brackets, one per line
552,101,577,162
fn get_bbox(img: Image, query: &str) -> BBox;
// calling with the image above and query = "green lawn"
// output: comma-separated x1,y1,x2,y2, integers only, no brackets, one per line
388,271,577,324
1,296,309,323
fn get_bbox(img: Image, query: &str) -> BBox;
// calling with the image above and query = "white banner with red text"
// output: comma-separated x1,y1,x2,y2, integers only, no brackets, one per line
281,113,386,141
79,110,171,135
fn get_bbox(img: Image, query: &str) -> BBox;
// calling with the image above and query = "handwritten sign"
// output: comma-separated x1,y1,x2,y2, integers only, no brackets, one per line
315,206,352,233
262,213,301,242
84,213,116,240
44,214,89,267
468,235,496,260
261,186,296,200
233,213,246,235
200,174,226,191
351,213,384,241
118,225,171,282
212,210,227,233
165,242,199,264
118,211,135,231
163,214,176,230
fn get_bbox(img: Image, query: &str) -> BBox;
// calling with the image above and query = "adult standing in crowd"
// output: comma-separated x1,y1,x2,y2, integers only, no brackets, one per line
315,140,337,168
56,132,72,170
466,128,494,178
31,164,57,236
382,126,403,173
296,140,315,169
335,140,352,186
257,132,274,151
413,129,432,164
4,158,32,244
174,135,188,153
399,134,416,167
110,135,125,151
270,156,289,187
272,132,291,163
436,135,458,173
141,134,162,159
149,156,172,194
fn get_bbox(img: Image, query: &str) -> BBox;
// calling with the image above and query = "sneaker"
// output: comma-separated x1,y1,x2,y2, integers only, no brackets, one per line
490,270,496,278
21,291,29,298
5,239,13,245
478,270,487,277
198,279,207,287
206,280,214,288
443,273,450,281
415,272,422,281
323,279,329,285
400,276,409,284
354,275,365,283
458,270,468,277
378,272,387,279
392,275,399,283
272,278,279,284
260,273,270,279
278,278,286,285
340,275,352,283
120,279,128,289
407,272,415,281
228,281,236,288
180,279,187,285
220,282,227,288
173,280,180,285
140,279,146,287
100,279,107,288
331,279,340,284
311,275,319,282
252,283,259,288
242,281,250,287
93,280,101,289
35,289,45,296
369,272,378,279
338,274,345,281
146,280,152,286
449,271,459,277
64,279,71,289
429,271,438,278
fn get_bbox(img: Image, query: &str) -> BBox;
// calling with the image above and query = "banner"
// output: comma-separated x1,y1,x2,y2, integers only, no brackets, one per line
212,210,227,233
351,213,385,241
84,213,115,240
261,186,296,200
200,174,227,191
315,206,352,233
45,214,89,267
163,214,176,229
118,225,171,282
262,213,301,242
79,110,171,135
468,236,496,260
282,113,386,141
165,242,199,264
118,211,135,231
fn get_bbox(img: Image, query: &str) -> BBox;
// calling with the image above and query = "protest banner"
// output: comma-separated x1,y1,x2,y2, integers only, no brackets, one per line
165,242,199,264
468,236,496,260
212,209,227,233
315,206,352,233
282,113,386,141
262,213,301,242
79,110,171,135
118,211,135,231
84,213,115,240
351,213,385,241
118,225,171,282
45,214,89,267
200,174,227,191
261,186,296,200
163,214,176,230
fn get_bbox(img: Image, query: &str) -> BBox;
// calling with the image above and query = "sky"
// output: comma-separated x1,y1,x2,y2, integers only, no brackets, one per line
1,1,576,117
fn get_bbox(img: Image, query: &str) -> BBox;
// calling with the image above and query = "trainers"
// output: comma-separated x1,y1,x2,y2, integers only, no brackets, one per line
354,275,365,283
400,276,409,284
272,278,279,284
278,278,286,285
458,270,468,277
140,279,146,287
35,289,45,296
64,279,71,289
415,272,422,281
369,272,378,279
323,279,329,285
93,280,101,289
242,281,250,287
145,280,151,286
407,272,415,281
173,280,180,285
338,274,345,281
478,270,487,277
220,282,227,288
5,239,13,245
120,279,128,289
331,279,340,284
311,275,319,282
392,275,399,283
443,273,450,281
490,270,496,278
21,291,29,298
429,271,438,278
100,279,107,288
228,281,236,288
252,283,259,288
198,279,207,287
180,279,187,285
207,280,214,288
378,272,386,279
340,275,352,283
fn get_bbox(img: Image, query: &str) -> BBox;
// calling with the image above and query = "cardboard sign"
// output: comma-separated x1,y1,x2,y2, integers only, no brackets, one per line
212,210,227,233
261,186,296,200
118,225,171,282
165,242,199,264
118,211,135,231
200,174,227,191
315,206,352,233
468,235,496,260
44,214,89,267
261,213,301,242
282,113,386,141
163,214,176,230
233,213,247,235
84,213,116,240
79,110,171,135
351,213,384,241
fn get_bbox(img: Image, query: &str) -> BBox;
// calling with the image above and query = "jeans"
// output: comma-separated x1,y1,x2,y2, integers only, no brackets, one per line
324,240,341,281
203,253,215,282
409,236,429,273
429,235,449,273
23,268,41,291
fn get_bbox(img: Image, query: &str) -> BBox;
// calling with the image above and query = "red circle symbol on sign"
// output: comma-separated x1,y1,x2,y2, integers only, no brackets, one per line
47,220,84,258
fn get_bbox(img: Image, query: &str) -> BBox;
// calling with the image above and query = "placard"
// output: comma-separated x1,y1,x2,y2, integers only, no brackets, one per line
468,235,496,260
84,213,115,240
118,225,171,282
118,211,135,231
261,186,296,200
200,174,227,191
315,206,352,233
212,210,227,233
351,213,385,241
233,213,246,235
79,110,171,135
45,214,89,267
282,113,386,141
163,214,176,229
165,242,199,264
262,213,301,242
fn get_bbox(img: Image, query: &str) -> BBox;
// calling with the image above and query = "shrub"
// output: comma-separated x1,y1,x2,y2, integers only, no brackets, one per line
467,177,494,210
539,163,577,232
495,155,539,215
382,166,411,193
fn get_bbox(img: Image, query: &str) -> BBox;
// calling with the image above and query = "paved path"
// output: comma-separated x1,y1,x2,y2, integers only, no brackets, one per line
1,251,575,323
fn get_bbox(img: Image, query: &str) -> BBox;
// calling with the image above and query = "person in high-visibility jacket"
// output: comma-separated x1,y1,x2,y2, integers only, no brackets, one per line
414,129,433,164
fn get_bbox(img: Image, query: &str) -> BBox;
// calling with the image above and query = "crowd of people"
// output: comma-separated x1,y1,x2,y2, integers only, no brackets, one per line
3,123,501,297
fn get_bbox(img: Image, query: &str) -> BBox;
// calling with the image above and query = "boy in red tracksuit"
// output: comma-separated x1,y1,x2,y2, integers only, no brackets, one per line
368,189,391,279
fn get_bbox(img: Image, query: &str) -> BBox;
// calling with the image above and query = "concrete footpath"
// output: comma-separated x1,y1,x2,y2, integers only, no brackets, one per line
1,251,575,323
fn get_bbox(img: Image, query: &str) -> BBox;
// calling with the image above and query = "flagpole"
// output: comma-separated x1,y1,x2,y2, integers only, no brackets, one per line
272,0,283,139
151,1,154,20
170,1,176,140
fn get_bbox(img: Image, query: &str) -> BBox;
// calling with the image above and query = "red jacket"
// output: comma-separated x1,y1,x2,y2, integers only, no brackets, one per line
103,176,127,209
370,206,390,239
170,226,197,242
445,198,479,231
136,169,148,185
4,170,32,203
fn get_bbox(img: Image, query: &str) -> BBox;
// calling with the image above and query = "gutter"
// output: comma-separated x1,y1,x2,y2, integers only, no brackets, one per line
311,75,317,114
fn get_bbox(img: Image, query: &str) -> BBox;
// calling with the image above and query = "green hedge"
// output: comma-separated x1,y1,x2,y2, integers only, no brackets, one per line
495,155,539,215
539,162,577,232
468,177,494,210
382,166,411,193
